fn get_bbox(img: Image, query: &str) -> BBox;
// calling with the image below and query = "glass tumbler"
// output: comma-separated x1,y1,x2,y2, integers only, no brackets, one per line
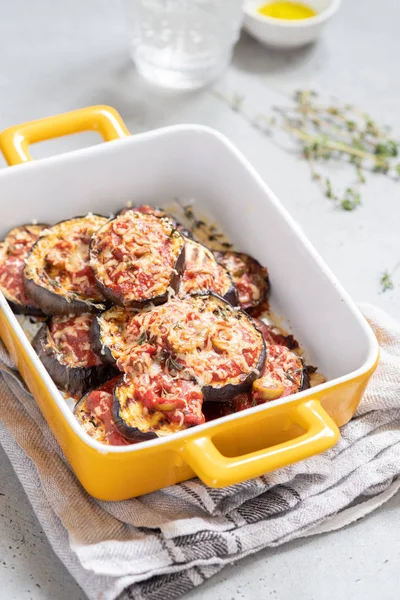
125,0,244,90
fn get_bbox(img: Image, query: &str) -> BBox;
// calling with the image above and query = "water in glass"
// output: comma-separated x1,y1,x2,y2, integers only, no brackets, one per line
125,0,244,90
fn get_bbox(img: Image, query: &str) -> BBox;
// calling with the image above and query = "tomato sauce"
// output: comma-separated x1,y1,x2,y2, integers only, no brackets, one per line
51,314,102,367
85,378,131,446
91,212,183,304
0,226,45,308
48,239,103,301
0,254,32,305
132,371,204,426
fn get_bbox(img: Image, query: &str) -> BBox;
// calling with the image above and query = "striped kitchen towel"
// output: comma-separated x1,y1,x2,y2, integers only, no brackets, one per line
0,303,399,600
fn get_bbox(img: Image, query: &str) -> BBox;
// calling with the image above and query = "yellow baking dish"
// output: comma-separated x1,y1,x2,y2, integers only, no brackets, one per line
0,106,379,500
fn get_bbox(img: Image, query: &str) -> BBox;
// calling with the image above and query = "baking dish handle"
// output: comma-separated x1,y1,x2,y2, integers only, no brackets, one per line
0,105,130,166
182,399,339,487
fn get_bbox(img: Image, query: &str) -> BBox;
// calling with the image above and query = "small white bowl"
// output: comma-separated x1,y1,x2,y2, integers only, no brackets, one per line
243,0,341,49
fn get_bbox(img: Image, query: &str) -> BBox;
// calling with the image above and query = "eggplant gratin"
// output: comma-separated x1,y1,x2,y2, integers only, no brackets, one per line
2,203,325,446
32,313,116,397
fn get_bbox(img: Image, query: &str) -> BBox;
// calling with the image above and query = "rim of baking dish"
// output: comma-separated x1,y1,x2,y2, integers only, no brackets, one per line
0,124,379,454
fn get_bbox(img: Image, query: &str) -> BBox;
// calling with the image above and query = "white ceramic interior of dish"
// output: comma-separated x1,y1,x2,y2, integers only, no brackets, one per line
243,0,341,48
0,125,377,453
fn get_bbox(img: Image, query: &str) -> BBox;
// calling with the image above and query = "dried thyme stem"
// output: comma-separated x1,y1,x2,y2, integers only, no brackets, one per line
284,124,390,167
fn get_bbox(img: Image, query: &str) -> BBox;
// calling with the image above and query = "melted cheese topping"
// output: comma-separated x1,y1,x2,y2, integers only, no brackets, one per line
118,295,264,389
205,344,306,419
0,225,46,306
179,238,233,298
116,376,201,435
96,306,140,363
5,225,46,257
120,204,166,218
252,344,304,401
90,211,184,305
47,313,102,367
24,215,107,306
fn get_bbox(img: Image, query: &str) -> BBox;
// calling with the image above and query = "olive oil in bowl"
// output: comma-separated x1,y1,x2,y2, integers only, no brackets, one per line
258,2,317,20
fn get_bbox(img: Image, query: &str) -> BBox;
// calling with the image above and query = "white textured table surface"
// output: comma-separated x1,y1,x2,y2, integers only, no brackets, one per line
0,0,399,598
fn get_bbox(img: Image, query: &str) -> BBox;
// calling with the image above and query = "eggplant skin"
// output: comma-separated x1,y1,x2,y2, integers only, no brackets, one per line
32,323,117,397
223,280,239,307
299,361,310,392
112,400,158,442
112,382,157,442
90,315,117,366
6,296,45,318
24,276,103,316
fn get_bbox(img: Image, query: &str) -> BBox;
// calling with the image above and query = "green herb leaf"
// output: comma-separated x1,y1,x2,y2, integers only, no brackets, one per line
231,93,245,112
137,330,148,345
166,356,184,371
340,188,361,211
380,270,394,293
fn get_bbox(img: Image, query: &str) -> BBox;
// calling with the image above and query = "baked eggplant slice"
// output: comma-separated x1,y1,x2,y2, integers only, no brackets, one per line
0,224,48,315
74,376,131,446
214,251,269,313
92,304,167,376
179,238,238,305
91,305,138,366
4,225,48,256
90,211,185,308
117,293,266,402
252,344,309,403
205,347,309,418
24,215,108,315
113,372,204,442
32,313,117,397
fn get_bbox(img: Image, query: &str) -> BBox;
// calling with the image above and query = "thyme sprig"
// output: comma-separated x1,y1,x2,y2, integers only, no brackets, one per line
212,88,399,293
137,330,148,345
213,88,399,211
274,90,399,210
380,262,400,292
165,356,184,372
380,271,394,293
